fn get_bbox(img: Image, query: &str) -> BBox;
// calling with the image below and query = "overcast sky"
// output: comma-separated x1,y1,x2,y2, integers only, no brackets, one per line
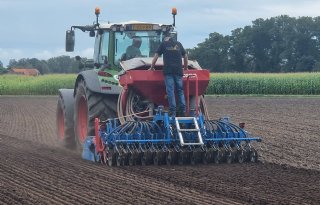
1,0,320,66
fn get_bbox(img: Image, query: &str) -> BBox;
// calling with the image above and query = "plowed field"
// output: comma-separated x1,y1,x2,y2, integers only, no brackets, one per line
0,96,319,204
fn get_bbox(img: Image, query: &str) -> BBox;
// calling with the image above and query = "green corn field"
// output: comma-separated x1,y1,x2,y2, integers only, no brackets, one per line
0,74,76,95
0,72,320,95
207,72,320,95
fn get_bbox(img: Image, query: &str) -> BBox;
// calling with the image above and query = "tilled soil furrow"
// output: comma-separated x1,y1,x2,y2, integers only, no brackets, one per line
0,135,239,205
0,141,139,204
0,134,242,204
0,96,58,146
0,172,73,205
121,164,320,205
0,153,144,204
0,187,35,205
1,96,320,204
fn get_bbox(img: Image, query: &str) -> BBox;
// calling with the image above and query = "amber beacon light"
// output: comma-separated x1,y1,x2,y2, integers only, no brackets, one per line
172,7,177,15
95,7,101,15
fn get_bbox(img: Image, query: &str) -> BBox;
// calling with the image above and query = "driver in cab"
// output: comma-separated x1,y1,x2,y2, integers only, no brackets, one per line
125,36,142,60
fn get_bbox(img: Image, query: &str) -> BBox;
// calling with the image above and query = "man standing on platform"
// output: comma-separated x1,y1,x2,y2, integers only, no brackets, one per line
150,33,188,117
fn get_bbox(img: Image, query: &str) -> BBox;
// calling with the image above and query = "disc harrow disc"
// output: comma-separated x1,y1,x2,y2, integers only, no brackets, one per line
202,151,211,165
249,149,258,163
116,153,122,166
166,151,177,166
191,151,201,165
153,152,160,166
107,150,116,167
213,150,221,164
237,150,245,164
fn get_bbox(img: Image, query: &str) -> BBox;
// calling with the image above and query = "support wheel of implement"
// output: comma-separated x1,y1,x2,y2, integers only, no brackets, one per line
74,79,117,150
249,149,258,163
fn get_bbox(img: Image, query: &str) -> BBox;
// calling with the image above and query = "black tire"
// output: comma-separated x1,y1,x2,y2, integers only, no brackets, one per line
56,89,76,149
74,79,117,149
249,149,258,163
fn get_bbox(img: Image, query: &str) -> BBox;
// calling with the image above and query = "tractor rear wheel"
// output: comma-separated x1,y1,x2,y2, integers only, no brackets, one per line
56,89,76,149
74,79,117,149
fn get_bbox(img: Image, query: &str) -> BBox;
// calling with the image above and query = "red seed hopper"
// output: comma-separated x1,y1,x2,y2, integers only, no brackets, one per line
118,69,210,108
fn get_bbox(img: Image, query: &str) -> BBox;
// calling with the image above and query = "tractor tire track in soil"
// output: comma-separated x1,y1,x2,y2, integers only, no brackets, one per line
0,95,319,204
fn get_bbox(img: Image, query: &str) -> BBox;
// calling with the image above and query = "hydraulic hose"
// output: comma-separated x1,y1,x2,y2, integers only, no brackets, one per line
117,88,209,125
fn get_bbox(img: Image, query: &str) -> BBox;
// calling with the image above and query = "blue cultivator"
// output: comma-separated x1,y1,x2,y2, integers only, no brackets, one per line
82,106,261,166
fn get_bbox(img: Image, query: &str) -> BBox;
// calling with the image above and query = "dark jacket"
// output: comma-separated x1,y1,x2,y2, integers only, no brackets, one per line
156,38,186,76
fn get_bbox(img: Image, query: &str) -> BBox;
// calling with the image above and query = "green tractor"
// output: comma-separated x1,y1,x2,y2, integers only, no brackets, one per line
56,7,208,150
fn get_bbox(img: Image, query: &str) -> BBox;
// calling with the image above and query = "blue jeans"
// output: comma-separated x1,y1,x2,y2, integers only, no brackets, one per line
164,74,186,117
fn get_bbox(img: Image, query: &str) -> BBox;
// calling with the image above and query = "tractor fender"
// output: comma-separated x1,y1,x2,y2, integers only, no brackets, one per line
74,70,122,96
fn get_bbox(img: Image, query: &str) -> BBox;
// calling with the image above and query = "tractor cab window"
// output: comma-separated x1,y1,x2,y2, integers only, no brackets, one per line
94,32,110,66
100,33,109,61
114,31,162,65
99,32,109,65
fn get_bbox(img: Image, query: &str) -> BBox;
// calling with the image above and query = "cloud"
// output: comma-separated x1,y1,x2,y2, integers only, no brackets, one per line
2,0,320,64
0,48,24,66
263,1,320,17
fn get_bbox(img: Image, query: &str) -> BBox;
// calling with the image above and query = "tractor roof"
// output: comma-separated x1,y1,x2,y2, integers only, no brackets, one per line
96,21,173,32
98,21,169,29
71,21,173,33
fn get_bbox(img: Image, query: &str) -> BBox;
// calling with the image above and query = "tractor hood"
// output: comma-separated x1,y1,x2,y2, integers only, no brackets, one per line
120,57,203,71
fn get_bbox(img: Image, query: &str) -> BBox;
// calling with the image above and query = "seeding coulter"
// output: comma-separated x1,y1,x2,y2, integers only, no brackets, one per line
56,8,261,166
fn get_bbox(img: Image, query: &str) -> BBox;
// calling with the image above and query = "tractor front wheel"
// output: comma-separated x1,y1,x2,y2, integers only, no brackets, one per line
56,89,76,149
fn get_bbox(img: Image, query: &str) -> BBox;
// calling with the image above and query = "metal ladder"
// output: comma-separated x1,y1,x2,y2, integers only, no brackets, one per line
175,117,204,146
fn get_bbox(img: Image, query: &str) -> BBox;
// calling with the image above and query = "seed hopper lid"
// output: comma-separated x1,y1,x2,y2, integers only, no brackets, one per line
120,57,202,71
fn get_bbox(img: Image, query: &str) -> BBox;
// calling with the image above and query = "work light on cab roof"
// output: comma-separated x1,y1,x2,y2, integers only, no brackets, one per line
57,7,262,167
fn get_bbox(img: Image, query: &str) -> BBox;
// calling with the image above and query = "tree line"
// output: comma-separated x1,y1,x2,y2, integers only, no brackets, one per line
2,15,320,74
0,56,82,74
188,15,320,72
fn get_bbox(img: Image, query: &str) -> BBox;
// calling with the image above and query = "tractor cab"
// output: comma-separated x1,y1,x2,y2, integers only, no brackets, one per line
65,7,177,71
94,21,175,68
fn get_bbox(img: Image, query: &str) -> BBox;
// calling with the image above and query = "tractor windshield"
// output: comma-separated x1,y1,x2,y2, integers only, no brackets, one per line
114,31,163,64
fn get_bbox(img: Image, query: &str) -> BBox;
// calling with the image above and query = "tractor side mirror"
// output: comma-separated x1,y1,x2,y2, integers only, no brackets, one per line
89,30,95,37
65,30,75,52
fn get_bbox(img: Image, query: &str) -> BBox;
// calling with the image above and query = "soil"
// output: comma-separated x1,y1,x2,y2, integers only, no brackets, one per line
0,95,319,205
